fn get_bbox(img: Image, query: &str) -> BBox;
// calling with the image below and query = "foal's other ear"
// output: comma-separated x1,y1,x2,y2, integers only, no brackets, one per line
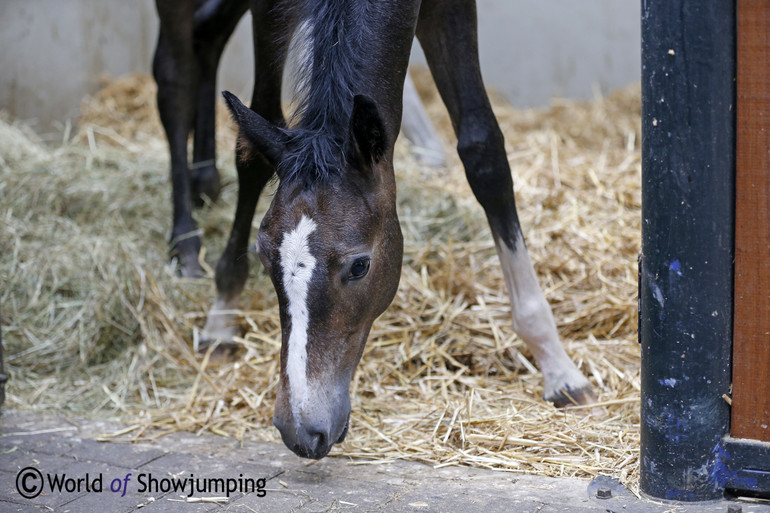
222,91,286,166
347,94,388,171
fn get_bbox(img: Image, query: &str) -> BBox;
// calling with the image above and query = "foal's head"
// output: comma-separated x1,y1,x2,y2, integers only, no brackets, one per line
224,92,403,459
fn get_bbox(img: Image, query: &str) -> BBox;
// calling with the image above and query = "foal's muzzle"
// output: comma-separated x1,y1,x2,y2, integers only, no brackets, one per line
278,416,349,460
274,401,351,460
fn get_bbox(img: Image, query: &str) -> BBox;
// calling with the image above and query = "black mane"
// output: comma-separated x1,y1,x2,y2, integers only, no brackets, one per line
276,0,382,183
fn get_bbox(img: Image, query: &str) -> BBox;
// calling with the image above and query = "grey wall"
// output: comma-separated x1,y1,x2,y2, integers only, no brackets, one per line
0,0,640,129
1,0,159,127
463,0,640,106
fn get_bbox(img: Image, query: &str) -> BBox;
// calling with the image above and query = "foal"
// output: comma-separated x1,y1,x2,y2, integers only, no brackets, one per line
155,0,596,460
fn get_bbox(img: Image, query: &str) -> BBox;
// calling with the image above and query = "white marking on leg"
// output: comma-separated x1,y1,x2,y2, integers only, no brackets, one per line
279,215,318,421
494,232,591,402
201,295,240,345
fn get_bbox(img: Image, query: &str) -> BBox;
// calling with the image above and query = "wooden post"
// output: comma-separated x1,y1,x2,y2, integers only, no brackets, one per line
732,0,770,443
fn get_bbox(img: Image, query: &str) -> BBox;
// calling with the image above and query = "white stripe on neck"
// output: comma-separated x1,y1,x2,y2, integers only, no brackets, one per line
279,215,318,421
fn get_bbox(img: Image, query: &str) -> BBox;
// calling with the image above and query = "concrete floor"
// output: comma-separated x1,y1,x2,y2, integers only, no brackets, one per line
1,410,767,513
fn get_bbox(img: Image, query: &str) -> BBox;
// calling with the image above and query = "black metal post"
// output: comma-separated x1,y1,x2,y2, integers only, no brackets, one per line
640,1,736,501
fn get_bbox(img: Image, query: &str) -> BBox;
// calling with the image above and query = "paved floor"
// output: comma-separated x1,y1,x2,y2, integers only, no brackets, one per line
1,410,768,513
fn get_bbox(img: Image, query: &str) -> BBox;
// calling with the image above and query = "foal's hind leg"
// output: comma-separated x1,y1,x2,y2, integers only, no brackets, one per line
200,4,286,347
154,0,203,277
416,0,595,406
190,0,249,207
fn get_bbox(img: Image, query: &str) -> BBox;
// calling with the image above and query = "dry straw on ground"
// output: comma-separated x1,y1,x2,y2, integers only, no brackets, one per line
1,72,641,491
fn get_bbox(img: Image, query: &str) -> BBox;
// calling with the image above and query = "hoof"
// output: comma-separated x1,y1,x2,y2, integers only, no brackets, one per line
546,384,607,418
542,365,597,407
199,326,240,348
176,258,205,279
199,323,240,361
197,324,240,362
546,384,597,408
170,233,204,278
191,164,221,208
201,307,240,344
199,340,240,361
199,300,240,361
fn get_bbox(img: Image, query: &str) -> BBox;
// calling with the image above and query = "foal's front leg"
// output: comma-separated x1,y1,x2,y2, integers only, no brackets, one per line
416,0,595,406
200,5,286,347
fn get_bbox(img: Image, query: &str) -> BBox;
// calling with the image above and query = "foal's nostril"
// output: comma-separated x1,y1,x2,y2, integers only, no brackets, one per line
275,416,332,459
299,428,328,459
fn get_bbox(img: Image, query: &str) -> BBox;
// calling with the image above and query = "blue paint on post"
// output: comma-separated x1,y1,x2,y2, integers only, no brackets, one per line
658,378,679,388
669,260,683,276
709,443,759,490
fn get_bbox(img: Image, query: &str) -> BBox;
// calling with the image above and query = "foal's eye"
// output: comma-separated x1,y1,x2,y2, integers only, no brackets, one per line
348,257,370,280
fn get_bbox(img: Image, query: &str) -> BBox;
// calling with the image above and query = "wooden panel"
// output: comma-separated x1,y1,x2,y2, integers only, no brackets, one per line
732,0,770,442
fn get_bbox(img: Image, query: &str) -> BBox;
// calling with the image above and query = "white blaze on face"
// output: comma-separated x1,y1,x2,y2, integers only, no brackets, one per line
279,215,318,420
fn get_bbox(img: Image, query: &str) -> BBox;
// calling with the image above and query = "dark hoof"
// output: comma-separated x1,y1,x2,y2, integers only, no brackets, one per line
170,235,205,278
198,340,240,362
191,164,221,208
547,384,597,408
547,385,607,418
178,260,205,278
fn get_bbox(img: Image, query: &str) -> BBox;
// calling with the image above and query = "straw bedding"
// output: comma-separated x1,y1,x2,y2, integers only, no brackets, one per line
1,71,641,490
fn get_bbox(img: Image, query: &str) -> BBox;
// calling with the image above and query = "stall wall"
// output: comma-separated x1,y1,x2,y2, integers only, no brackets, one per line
0,0,640,128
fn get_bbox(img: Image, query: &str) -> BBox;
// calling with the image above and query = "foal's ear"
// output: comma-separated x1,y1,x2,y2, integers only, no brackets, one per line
222,91,286,166
347,95,388,171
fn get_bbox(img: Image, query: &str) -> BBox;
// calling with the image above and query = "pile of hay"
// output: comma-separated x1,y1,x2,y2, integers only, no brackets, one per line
1,72,641,490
